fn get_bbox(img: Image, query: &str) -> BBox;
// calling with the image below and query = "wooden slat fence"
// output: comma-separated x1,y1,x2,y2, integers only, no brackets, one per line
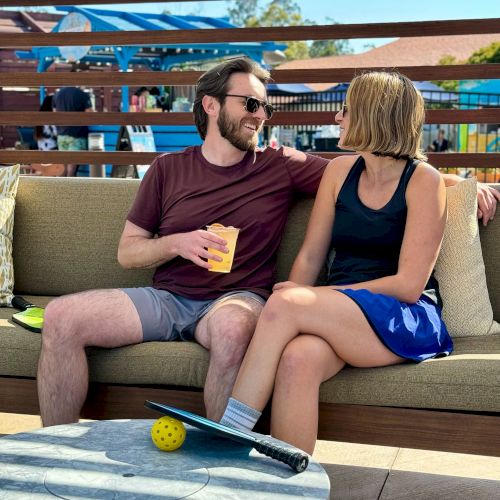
0,10,498,168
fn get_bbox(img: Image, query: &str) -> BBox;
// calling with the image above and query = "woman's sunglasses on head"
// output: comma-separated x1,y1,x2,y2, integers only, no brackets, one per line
225,94,274,119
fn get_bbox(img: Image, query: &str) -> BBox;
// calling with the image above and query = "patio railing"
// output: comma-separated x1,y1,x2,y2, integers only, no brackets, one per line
0,7,498,172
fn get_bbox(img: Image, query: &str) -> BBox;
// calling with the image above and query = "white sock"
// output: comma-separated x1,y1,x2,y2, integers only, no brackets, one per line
219,397,261,431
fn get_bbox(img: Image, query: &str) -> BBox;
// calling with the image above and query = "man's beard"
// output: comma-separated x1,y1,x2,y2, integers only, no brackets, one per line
217,106,261,152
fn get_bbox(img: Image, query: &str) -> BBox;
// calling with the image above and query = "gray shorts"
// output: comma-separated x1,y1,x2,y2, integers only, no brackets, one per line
121,287,265,342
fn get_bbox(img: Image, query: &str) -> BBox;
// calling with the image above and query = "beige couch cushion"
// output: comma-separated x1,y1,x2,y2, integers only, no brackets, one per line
318,334,500,412
1,295,498,413
13,177,153,295
435,179,500,337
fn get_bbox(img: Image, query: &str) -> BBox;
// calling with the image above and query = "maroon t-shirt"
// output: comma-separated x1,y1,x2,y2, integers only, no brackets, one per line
127,145,328,299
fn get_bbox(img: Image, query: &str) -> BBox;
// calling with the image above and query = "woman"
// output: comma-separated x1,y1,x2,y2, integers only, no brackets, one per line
219,71,453,454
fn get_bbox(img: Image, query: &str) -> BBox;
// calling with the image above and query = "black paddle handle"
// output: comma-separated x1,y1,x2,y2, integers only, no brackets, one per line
12,295,35,311
254,440,309,473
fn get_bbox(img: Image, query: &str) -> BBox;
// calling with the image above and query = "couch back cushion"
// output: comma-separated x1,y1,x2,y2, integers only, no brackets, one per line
11,177,499,324
13,177,153,295
480,185,500,321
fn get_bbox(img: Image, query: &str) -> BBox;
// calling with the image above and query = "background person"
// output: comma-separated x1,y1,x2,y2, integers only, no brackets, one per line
220,72,453,454
53,86,93,176
431,129,450,152
34,95,57,151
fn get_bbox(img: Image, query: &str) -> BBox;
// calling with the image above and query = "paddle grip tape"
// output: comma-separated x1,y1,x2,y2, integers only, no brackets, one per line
254,440,309,473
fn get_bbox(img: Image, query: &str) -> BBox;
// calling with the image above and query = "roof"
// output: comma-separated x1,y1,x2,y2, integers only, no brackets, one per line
277,34,500,91
0,9,61,34
12,6,286,71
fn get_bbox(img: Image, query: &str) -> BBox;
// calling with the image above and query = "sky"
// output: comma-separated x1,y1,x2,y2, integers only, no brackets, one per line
66,0,499,53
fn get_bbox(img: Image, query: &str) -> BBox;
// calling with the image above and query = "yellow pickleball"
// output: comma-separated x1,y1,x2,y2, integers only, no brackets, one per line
151,416,186,452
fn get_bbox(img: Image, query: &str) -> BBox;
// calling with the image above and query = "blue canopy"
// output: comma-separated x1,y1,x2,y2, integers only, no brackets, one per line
16,6,287,109
414,81,459,102
267,83,314,94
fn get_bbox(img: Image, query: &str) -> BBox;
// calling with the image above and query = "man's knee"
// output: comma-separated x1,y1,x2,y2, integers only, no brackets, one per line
209,306,260,366
43,294,85,347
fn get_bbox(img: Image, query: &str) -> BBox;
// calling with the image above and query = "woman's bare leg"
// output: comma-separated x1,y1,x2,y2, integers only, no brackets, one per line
271,334,344,453
232,286,403,412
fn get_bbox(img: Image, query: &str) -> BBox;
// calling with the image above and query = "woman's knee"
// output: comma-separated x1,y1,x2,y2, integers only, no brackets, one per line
277,338,321,383
276,336,345,386
260,288,301,322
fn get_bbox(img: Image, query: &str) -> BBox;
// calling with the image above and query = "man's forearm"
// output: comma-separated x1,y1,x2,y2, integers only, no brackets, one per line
118,233,181,270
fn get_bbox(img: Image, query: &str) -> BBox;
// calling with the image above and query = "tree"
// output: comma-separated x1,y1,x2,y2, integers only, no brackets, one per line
242,0,308,60
226,0,259,28
309,17,353,58
468,42,500,64
434,43,500,92
433,55,460,91
226,1,351,61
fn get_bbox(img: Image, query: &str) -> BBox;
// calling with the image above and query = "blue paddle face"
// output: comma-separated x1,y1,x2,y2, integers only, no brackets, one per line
145,400,310,473
145,401,254,445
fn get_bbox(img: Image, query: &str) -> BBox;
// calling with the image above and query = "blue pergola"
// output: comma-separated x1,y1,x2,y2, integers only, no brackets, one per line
16,6,287,110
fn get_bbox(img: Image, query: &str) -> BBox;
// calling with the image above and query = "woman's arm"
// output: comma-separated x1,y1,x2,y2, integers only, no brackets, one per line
288,157,351,285
328,163,447,303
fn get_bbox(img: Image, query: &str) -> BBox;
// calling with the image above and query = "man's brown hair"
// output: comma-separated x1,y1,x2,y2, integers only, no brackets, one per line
193,58,271,140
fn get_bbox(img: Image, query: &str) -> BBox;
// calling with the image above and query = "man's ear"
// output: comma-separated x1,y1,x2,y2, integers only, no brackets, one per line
202,95,219,117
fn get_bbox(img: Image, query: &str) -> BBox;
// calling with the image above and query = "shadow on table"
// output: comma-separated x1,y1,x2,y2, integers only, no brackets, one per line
0,419,330,499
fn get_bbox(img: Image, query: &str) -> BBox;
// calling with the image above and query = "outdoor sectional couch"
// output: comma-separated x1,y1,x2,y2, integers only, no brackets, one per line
0,175,499,456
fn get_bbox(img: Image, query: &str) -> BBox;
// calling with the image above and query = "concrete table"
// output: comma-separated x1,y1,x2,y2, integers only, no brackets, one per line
0,419,330,499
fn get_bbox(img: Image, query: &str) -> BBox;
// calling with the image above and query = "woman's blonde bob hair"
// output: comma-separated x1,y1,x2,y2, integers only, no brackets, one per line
341,71,427,161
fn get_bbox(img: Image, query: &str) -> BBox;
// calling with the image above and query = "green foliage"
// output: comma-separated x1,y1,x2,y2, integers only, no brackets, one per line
226,0,259,27
467,42,500,64
284,41,310,60
310,39,353,58
226,1,352,61
252,0,303,27
309,17,353,58
433,43,500,93
432,55,460,92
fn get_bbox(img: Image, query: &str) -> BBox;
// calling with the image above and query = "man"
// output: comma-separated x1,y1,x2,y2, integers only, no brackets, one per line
38,58,499,427
53,86,94,176
432,129,450,152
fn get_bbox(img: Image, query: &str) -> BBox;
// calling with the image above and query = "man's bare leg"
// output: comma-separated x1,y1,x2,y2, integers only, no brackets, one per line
195,296,263,421
37,289,142,426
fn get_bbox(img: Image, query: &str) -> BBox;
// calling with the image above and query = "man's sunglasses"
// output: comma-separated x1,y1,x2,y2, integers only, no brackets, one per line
225,94,274,119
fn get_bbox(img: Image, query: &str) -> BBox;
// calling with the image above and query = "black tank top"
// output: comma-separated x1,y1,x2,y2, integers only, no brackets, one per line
327,156,440,306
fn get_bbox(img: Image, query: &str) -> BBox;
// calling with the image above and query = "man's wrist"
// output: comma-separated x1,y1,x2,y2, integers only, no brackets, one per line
161,233,182,259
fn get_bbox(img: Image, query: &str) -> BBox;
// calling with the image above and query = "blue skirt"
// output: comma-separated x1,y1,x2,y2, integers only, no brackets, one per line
338,289,453,362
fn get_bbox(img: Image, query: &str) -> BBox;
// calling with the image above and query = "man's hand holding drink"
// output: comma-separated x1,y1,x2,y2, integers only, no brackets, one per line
206,223,240,273
173,228,228,270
